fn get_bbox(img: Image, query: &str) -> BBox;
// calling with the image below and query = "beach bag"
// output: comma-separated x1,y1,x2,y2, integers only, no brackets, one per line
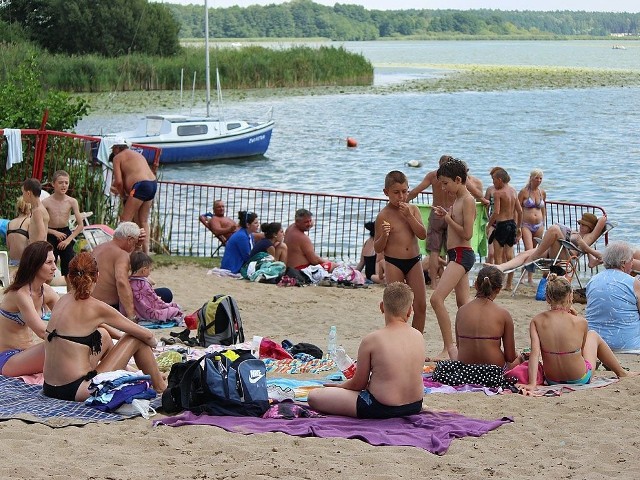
196,294,244,347
432,360,516,389
162,349,269,417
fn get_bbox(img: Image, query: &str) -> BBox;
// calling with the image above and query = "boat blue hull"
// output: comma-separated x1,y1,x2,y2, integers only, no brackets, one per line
137,122,274,164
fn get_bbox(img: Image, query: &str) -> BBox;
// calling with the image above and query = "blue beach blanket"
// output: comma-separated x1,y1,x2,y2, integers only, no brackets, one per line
138,320,179,329
0,375,155,427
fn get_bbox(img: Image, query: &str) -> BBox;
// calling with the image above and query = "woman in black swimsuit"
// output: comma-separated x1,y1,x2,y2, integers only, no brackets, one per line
43,252,167,401
455,266,521,369
6,196,31,264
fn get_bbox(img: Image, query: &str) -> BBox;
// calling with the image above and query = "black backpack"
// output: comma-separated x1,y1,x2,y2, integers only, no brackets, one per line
161,349,269,417
196,294,245,347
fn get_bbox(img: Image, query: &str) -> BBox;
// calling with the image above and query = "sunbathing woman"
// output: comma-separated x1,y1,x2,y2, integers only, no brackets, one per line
456,266,520,369
0,241,59,377
521,274,638,394
518,169,546,284
6,196,31,265
492,212,607,273
43,252,167,401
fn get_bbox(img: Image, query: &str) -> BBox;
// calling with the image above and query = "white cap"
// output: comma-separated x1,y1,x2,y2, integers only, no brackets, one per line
111,137,131,148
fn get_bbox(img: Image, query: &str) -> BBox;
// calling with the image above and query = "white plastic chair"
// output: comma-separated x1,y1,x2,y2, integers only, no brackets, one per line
0,251,10,288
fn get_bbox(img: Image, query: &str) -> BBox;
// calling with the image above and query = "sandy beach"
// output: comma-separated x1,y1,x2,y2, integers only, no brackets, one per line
2,263,640,479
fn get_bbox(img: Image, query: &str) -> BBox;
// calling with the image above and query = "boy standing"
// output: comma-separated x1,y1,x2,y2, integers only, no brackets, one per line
429,159,476,361
407,154,454,289
307,282,425,418
486,168,521,290
43,170,84,288
375,171,427,333
22,178,49,243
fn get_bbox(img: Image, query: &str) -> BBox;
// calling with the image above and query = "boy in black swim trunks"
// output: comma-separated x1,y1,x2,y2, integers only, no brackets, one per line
429,159,477,362
307,282,425,419
43,170,84,289
374,171,427,333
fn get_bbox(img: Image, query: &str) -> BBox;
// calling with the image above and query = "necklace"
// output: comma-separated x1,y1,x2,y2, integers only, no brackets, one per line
550,305,571,313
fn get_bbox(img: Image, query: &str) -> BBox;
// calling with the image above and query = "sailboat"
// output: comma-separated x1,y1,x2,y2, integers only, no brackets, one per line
110,0,274,165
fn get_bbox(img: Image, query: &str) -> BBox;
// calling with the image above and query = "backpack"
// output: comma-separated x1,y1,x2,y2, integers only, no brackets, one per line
196,294,245,347
161,349,269,417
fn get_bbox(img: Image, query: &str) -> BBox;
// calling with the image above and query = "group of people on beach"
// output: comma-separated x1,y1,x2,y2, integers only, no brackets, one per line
0,141,170,401
311,157,639,417
2,148,639,420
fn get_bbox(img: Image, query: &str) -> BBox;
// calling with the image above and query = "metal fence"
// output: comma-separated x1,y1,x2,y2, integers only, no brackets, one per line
154,180,609,273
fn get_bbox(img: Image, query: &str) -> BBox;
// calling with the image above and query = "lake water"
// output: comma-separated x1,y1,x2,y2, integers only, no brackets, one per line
76,40,640,243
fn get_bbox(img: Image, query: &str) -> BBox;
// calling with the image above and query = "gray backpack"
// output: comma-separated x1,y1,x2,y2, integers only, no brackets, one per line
196,294,245,347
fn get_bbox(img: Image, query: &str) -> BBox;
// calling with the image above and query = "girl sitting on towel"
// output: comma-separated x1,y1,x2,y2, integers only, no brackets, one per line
455,266,521,370
0,241,59,377
43,252,167,401
521,274,638,394
249,222,287,263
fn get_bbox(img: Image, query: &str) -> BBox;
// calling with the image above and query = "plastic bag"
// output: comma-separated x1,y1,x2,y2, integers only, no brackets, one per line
115,398,156,419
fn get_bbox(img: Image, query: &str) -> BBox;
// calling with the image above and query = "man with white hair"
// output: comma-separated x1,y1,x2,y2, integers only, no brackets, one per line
110,139,157,254
91,221,142,321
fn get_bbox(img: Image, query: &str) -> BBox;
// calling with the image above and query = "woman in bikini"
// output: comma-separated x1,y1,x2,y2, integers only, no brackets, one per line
6,196,31,265
0,241,59,377
43,252,167,402
456,266,521,369
518,169,546,284
522,274,638,394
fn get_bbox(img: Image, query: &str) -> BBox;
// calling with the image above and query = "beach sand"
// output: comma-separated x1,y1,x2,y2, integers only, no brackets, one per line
2,264,640,479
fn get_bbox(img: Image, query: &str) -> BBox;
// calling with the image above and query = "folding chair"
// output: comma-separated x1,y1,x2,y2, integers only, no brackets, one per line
0,251,10,288
512,220,616,295
199,213,227,257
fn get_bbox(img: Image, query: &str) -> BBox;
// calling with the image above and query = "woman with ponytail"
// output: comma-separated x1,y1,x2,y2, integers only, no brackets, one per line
455,265,520,368
43,252,167,402
522,274,638,394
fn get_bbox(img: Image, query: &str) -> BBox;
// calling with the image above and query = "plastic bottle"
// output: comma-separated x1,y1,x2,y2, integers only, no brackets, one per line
327,325,337,359
334,346,356,379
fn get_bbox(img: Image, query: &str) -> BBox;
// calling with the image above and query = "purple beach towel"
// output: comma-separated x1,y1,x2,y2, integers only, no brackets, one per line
155,410,513,455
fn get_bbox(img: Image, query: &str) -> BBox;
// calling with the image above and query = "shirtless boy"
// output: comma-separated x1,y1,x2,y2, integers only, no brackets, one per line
110,140,157,254
429,159,476,361
407,155,454,289
307,282,425,418
486,168,522,290
22,178,49,244
375,171,427,332
43,170,84,288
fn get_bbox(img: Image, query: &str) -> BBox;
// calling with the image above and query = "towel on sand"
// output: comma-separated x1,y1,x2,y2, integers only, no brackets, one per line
0,375,156,427
155,410,513,455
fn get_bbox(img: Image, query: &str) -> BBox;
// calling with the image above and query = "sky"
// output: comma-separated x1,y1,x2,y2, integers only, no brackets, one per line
152,0,640,13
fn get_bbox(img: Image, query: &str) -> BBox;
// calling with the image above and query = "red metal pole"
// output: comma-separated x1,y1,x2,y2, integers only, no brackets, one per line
32,110,49,179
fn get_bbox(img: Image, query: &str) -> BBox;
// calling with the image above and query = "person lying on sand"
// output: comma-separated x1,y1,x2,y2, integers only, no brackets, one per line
307,282,424,419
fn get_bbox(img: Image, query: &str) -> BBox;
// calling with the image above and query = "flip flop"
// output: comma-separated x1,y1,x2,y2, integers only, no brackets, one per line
160,337,176,345
170,328,191,342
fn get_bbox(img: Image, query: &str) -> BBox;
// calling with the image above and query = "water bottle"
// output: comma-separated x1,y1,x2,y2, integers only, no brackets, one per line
327,325,337,360
334,346,356,379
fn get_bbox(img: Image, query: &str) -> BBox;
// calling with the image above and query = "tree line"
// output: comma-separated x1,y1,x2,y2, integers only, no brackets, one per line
171,0,640,41
2,0,639,58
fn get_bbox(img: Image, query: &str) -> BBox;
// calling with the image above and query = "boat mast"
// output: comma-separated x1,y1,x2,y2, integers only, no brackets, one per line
204,0,211,118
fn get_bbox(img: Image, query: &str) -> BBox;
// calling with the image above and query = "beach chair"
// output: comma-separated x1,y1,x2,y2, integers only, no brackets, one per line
75,212,114,251
512,220,616,295
199,213,227,257
0,251,10,288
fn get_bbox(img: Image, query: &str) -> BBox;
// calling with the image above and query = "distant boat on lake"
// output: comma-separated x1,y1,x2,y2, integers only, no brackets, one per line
107,0,274,165
612,44,626,50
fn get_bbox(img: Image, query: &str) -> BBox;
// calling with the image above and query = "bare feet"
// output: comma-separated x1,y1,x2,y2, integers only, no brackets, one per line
617,370,640,379
425,349,450,363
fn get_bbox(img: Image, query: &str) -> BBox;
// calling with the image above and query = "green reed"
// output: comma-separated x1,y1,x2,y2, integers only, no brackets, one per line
1,43,373,93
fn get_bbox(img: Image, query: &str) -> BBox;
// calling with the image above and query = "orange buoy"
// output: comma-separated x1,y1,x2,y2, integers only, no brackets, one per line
346,137,358,148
